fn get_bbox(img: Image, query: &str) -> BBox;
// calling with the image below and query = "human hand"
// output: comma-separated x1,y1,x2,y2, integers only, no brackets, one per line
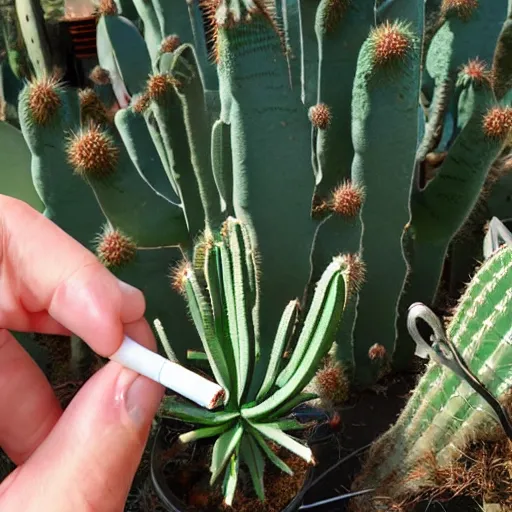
0,195,164,511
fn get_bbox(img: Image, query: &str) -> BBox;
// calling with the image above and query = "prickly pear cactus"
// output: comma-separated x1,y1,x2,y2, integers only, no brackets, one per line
350,242,512,510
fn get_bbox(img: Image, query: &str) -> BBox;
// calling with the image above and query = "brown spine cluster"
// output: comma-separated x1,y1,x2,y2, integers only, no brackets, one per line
371,21,412,66
441,0,479,20
79,88,110,125
160,34,181,54
368,343,387,361
330,180,364,217
170,259,192,296
146,74,178,101
461,58,491,83
97,0,118,16
89,66,111,86
482,107,512,140
132,93,151,114
311,194,330,219
67,124,119,178
315,360,350,405
341,253,366,298
27,76,61,125
309,103,331,130
96,227,136,268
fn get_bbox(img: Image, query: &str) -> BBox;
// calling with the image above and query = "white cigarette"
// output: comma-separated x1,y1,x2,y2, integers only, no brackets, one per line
110,336,225,410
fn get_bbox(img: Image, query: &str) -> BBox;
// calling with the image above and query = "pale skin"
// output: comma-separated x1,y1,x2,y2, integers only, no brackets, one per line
0,195,164,511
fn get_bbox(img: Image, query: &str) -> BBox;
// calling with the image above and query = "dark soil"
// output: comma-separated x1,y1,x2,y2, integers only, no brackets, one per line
152,420,311,512
299,370,419,511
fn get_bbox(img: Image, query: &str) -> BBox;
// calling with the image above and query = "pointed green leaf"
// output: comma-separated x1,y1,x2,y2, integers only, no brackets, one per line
240,435,265,501
249,422,313,464
222,449,240,507
184,271,231,395
219,240,240,388
204,242,238,398
239,221,260,361
228,219,255,403
257,300,300,401
277,258,347,387
244,261,347,420
210,423,244,485
267,393,318,421
159,396,240,425
250,430,293,476
179,422,233,444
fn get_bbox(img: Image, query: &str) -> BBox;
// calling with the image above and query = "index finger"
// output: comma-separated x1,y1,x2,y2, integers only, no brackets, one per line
0,195,145,356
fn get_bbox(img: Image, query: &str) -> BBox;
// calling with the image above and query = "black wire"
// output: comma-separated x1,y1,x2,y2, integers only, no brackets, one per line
442,336,512,441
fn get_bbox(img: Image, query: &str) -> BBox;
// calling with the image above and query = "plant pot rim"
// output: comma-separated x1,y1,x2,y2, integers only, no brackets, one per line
150,418,317,512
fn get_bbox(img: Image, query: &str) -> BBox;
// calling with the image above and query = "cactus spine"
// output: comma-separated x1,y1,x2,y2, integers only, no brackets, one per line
351,243,512,510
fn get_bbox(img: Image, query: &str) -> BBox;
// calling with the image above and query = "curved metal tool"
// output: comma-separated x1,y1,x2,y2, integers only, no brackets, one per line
407,302,512,441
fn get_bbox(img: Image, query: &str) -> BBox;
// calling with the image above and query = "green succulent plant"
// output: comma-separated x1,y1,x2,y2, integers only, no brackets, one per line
158,216,355,504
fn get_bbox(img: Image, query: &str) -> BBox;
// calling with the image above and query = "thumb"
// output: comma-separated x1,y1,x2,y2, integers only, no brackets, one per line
0,354,164,511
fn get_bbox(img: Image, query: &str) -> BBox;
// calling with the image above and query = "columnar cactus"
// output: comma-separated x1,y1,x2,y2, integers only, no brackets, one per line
349,241,512,510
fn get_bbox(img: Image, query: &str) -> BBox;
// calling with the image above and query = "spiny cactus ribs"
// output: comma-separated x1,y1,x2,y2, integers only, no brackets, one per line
482,107,512,140
370,21,413,66
204,0,284,63
96,227,136,268
28,77,61,125
67,125,119,177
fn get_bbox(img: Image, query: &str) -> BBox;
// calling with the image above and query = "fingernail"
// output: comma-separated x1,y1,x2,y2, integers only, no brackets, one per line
125,374,164,429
